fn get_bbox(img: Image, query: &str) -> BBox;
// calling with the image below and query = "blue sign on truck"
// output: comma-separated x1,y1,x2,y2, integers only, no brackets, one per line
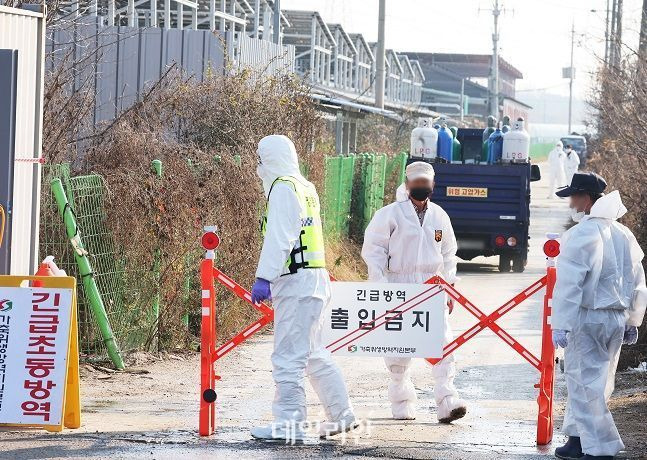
408,128,541,273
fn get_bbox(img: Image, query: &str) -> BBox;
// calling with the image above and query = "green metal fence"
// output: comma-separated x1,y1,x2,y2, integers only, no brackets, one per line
353,153,387,233
40,165,155,357
323,155,356,236
324,152,407,238
40,153,406,359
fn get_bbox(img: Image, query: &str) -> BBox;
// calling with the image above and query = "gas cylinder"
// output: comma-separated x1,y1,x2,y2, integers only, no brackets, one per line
502,117,530,162
410,117,438,159
450,126,461,162
487,125,504,164
437,124,453,162
482,115,497,162
501,115,511,133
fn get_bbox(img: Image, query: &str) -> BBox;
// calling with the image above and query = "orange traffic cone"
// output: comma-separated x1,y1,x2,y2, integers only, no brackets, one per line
33,256,65,286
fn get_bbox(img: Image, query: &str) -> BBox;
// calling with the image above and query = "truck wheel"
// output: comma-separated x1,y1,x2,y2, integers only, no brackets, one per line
498,254,512,273
512,255,526,273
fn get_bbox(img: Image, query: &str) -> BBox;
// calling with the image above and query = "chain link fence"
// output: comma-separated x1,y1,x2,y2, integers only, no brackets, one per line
40,164,157,358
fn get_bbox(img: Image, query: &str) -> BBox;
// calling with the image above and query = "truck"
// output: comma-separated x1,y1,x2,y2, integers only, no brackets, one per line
560,134,588,165
408,128,541,272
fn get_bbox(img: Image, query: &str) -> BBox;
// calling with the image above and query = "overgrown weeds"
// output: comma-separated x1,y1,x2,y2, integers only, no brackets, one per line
587,56,647,368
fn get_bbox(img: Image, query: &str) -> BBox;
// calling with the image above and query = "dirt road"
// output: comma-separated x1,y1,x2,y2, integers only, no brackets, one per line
3,164,632,459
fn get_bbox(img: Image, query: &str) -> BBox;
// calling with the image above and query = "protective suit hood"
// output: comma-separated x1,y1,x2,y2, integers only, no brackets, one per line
587,190,627,221
256,135,303,196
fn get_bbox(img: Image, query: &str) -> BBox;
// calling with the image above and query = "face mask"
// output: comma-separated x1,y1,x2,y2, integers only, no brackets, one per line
570,208,585,222
409,187,432,201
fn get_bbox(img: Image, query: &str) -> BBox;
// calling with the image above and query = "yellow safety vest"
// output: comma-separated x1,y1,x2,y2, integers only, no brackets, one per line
261,176,326,274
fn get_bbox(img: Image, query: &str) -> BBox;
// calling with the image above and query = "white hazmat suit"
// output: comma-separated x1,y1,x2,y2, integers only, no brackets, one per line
564,148,581,185
547,142,567,198
552,191,647,457
253,135,354,439
361,162,466,422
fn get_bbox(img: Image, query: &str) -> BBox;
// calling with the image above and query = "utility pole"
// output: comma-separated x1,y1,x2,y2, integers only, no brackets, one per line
609,0,624,68
460,78,465,122
640,0,647,58
375,0,386,109
604,0,610,65
273,0,281,45
489,0,501,118
615,0,623,66
568,21,575,134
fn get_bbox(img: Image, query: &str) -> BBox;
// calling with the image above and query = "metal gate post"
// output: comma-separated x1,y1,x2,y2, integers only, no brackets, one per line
536,235,560,445
199,228,220,436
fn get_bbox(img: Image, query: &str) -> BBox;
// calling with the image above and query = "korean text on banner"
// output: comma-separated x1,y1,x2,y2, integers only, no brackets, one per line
0,286,73,426
322,282,446,358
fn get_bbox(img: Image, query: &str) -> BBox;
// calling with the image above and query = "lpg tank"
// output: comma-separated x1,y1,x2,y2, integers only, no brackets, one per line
501,115,511,133
502,117,530,162
487,125,504,164
481,115,497,162
450,126,462,162
437,124,454,162
410,117,438,159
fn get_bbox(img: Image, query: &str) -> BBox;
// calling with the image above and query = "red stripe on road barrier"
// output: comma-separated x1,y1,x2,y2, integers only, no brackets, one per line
199,238,558,445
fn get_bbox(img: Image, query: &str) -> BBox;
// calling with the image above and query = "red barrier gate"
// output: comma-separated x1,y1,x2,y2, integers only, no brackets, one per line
198,227,560,444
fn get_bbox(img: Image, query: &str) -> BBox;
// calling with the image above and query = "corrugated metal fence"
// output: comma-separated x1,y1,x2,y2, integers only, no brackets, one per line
46,18,226,125
46,20,295,126
0,5,46,276
235,33,295,77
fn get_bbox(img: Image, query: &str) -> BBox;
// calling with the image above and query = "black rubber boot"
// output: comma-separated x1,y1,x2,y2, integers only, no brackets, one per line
555,436,584,459
581,456,614,459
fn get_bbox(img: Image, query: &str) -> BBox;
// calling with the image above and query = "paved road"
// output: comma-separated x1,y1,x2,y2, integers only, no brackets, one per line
0,164,573,459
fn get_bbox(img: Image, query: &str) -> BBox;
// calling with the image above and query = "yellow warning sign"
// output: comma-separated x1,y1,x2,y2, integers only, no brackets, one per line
0,275,80,432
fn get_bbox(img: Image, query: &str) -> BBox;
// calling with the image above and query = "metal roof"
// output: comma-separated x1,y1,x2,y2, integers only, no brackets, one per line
348,33,375,63
283,10,335,45
419,52,523,79
327,23,358,56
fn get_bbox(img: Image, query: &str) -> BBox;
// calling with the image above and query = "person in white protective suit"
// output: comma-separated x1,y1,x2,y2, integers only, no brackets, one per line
552,172,647,460
564,144,581,185
361,161,467,423
250,135,356,441
547,141,567,199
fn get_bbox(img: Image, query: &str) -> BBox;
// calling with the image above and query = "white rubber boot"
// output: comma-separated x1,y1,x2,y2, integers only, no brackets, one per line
251,423,309,442
319,411,359,438
437,396,467,424
388,373,417,420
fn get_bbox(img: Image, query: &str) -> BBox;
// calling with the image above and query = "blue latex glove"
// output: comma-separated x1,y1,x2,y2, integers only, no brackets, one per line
251,278,271,305
623,325,638,345
552,329,569,349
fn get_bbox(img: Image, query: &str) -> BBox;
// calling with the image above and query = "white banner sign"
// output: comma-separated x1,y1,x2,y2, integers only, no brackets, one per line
322,282,446,358
0,287,73,426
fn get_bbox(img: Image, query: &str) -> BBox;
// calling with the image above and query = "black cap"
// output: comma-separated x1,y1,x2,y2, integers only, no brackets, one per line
556,172,607,197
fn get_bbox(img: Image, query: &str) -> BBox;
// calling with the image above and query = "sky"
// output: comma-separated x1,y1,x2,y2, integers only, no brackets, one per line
281,0,644,101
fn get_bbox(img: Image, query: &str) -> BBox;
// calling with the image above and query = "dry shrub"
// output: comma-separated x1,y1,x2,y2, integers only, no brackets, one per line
587,56,647,368
46,68,326,349
326,238,368,282
356,113,413,155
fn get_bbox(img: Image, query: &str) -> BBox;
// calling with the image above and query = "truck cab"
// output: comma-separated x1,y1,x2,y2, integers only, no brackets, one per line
408,128,540,272
560,135,588,165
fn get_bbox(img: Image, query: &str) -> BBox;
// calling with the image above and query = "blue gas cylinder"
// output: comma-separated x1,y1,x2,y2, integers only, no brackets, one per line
487,127,504,164
437,124,454,162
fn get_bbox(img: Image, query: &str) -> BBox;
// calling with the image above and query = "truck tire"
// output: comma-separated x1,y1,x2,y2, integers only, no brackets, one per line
512,255,527,273
498,254,512,273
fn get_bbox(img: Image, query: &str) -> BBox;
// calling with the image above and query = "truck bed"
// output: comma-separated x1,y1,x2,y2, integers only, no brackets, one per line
430,162,532,262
